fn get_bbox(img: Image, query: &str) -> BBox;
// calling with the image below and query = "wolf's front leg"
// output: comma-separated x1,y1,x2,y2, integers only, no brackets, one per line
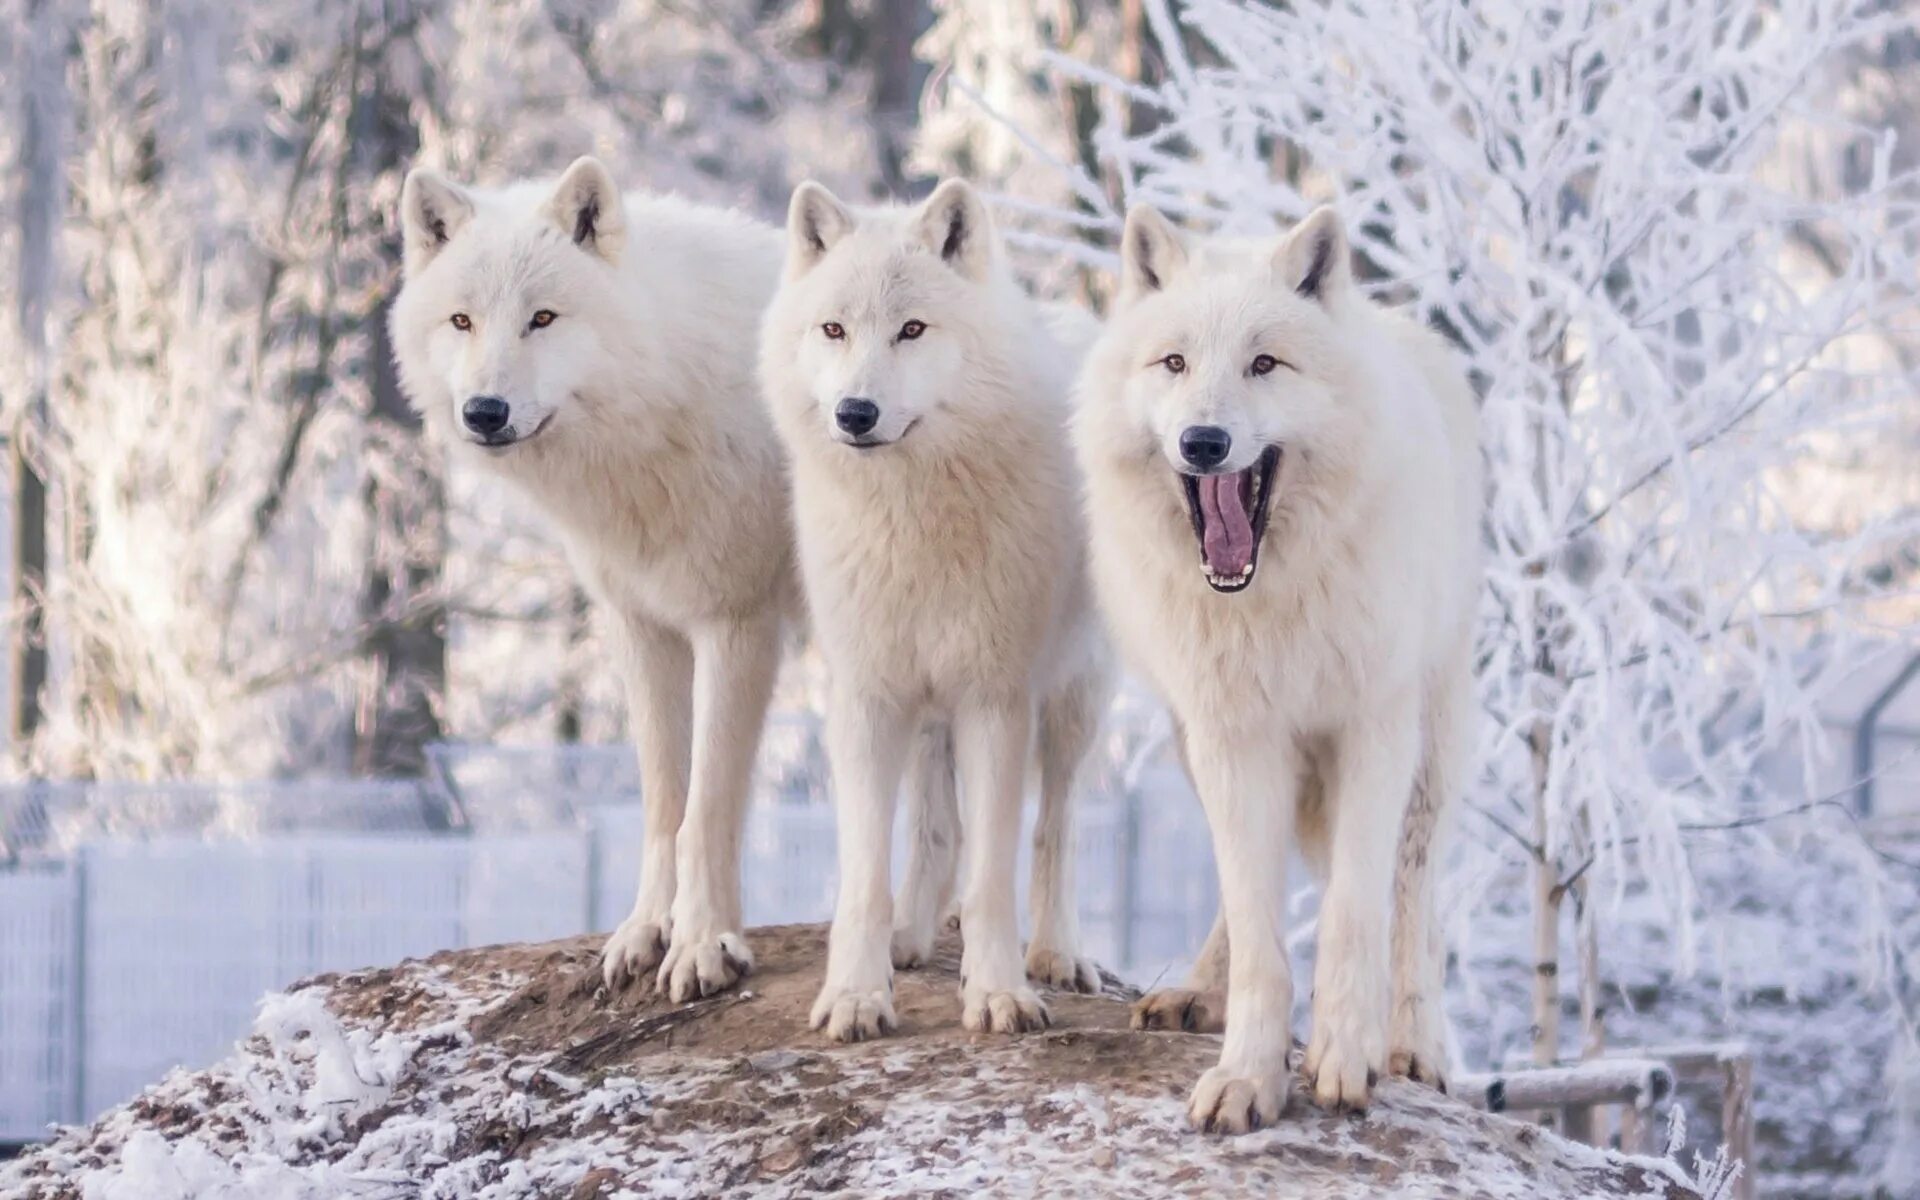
956,696,1050,1033
1306,698,1420,1111
657,611,782,1001
812,688,914,1041
1185,732,1297,1133
602,614,694,992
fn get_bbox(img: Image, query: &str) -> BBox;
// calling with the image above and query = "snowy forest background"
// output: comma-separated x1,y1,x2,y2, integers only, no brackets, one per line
1,0,1918,1195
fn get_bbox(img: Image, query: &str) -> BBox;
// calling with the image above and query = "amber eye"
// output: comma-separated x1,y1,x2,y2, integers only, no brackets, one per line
1160,353,1186,374
450,313,472,331
1251,354,1279,376
823,322,846,340
530,309,558,330
899,319,927,341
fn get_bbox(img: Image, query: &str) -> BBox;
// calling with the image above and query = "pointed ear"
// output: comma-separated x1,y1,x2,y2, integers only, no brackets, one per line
1118,205,1189,303
785,181,856,276
1275,206,1350,303
915,178,994,281
545,156,626,263
400,169,474,275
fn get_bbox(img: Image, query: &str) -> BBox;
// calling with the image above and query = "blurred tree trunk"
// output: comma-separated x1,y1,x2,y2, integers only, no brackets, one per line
8,0,68,764
869,0,929,194
352,15,446,778
7,437,47,754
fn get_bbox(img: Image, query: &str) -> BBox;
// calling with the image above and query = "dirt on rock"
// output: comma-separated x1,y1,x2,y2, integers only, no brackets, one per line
3,923,1703,1199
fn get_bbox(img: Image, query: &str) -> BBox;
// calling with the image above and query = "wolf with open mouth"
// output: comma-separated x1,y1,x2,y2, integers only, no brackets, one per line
1072,204,1483,1133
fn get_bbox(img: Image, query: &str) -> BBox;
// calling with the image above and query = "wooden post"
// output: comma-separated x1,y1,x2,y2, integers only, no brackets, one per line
1600,1042,1755,1184
1616,1101,1653,1155
1724,1053,1755,1200
1458,1058,1674,1114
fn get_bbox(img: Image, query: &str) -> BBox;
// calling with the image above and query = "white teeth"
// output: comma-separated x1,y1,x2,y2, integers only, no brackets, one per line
1201,566,1254,588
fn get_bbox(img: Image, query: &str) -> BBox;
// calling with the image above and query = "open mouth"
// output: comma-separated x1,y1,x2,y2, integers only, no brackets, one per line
1179,445,1282,593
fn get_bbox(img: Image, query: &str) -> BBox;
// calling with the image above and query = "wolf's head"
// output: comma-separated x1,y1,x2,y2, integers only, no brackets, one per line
761,178,1008,454
1080,205,1369,593
390,157,631,456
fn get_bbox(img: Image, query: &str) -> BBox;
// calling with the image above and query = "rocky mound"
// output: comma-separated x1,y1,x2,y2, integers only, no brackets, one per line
1,924,1700,1198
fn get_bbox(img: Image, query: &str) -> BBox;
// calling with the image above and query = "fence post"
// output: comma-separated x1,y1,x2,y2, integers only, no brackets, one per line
585,816,604,934
67,849,88,1125
1116,785,1141,971
1725,1053,1755,1200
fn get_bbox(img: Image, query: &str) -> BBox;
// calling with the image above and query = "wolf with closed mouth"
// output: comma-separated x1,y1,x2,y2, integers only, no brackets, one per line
760,177,1112,1041
390,156,797,1004
1073,204,1481,1131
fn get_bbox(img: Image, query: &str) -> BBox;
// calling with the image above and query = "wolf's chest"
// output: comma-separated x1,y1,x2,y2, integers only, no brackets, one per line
798,474,1058,694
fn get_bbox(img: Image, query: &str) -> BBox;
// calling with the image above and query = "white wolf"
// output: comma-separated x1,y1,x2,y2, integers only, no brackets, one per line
760,178,1111,1040
390,157,797,1003
1073,205,1480,1132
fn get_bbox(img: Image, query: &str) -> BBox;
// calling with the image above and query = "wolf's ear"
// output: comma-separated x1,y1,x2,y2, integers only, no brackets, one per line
1118,205,1189,302
400,169,474,275
915,179,994,282
545,156,627,263
1274,206,1350,304
786,181,856,276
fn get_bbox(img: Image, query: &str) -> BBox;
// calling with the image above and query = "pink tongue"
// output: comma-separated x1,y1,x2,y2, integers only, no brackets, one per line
1199,470,1254,575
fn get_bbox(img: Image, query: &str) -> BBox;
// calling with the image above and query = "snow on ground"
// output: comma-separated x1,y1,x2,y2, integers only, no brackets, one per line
2,926,1707,1200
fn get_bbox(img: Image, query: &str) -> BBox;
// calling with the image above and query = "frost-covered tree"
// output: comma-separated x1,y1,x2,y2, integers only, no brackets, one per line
1006,0,1920,1070
912,0,1137,291
0,0,892,778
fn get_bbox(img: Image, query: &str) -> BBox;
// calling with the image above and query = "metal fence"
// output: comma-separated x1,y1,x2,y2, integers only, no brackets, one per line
0,732,1217,1141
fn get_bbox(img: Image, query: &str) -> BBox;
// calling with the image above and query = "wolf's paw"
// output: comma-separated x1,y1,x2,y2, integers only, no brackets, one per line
1025,945,1101,993
891,924,937,970
810,984,897,1043
1130,988,1225,1033
1389,996,1451,1093
1388,1047,1448,1093
1306,1021,1383,1113
961,984,1051,1034
600,916,669,991
1188,1064,1287,1134
655,929,752,1003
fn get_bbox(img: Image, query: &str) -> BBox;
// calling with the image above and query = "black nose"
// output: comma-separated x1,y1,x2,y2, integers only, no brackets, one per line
463,395,511,436
835,397,881,437
1179,425,1232,469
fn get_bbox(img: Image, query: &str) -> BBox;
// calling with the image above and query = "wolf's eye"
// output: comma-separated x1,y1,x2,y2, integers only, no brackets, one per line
529,309,558,330
823,322,846,341
1251,354,1281,376
898,320,927,341
450,313,472,331
1158,353,1186,375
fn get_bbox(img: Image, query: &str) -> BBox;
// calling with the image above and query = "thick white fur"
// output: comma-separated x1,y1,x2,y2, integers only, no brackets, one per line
1074,205,1480,1131
762,179,1111,1041
391,158,795,1003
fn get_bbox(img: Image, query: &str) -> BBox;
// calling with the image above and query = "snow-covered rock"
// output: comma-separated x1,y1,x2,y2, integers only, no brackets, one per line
2,925,1703,1199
